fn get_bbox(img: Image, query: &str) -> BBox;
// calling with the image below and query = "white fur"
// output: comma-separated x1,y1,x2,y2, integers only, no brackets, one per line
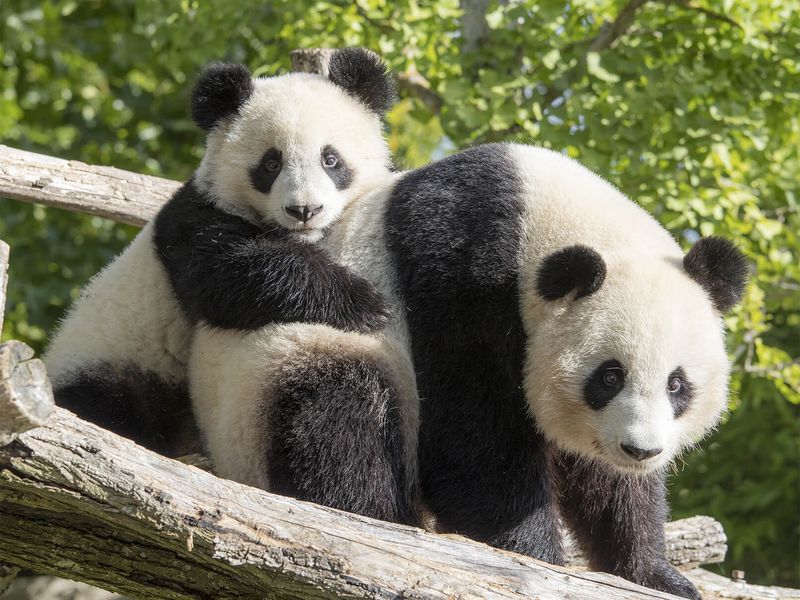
512,145,730,474
44,222,191,386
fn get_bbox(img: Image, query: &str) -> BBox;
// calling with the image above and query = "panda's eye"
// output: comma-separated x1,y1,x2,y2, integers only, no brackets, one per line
265,159,281,172
602,367,623,388
668,376,684,394
323,154,338,169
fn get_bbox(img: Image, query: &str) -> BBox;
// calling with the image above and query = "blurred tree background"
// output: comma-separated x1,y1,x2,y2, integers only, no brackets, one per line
0,0,797,587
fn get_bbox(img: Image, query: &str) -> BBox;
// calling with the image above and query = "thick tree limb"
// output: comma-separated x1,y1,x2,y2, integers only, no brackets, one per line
290,47,335,76
0,145,178,226
0,341,53,446
0,240,7,334
683,568,800,600
0,563,21,596
0,405,734,600
460,0,492,52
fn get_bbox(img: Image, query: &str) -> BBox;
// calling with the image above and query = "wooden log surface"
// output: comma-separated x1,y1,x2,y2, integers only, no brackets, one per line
0,341,53,446
1,405,735,600
0,239,7,334
0,145,178,226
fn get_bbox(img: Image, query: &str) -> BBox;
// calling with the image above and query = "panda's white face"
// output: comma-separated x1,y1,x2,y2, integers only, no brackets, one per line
197,74,391,242
524,257,730,475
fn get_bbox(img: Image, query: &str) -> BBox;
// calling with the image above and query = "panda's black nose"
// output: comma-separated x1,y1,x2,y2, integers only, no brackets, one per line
285,205,324,223
620,443,663,461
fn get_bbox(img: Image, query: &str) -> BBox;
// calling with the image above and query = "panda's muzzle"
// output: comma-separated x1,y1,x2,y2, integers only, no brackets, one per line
285,204,324,224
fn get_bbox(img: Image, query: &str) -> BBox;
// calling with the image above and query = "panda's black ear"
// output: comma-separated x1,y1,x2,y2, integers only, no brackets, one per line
536,245,606,301
191,63,254,131
328,48,396,116
683,236,748,313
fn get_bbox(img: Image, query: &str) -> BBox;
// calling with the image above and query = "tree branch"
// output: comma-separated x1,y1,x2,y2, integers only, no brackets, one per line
669,0,744,30
1,406,723,600
0,145,178,226
0,240,7,335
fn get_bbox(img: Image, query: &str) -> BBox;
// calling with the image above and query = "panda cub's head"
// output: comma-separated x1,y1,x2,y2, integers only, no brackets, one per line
192,48,394,242
527,238,749,475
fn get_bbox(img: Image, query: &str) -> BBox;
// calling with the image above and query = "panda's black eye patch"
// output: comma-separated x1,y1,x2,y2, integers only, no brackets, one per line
321,145,354,191
250,148,282,193
667,367,693,418
584,359,625,410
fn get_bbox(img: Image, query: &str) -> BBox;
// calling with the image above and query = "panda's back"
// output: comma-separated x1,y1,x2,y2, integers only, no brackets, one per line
44,222,191,386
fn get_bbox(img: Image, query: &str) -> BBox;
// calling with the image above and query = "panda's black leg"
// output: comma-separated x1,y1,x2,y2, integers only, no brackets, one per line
54,362,201,457
554,451,700,600
266,353,418,526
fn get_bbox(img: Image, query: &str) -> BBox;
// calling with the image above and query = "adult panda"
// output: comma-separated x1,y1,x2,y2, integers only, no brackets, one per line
190,143,748,598
44,49,396,458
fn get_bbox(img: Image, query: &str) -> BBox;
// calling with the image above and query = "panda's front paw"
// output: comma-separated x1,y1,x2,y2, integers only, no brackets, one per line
345,279,391,333
642,562,701,600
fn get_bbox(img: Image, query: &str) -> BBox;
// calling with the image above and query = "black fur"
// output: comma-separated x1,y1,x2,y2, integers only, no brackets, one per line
683,236,748,313
668,367,694,418
249,148,283,194
191,63,253,131
268,352,417,525
555,452,700,599
153,179,390,332
536,244,606,301
54,363,200,457
584,359,625,410
328,48,396,116
321,145,354,190
385,144,562,562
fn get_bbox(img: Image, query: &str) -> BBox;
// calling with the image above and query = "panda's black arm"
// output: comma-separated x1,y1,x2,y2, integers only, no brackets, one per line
153,182,390,332
554,452,701,600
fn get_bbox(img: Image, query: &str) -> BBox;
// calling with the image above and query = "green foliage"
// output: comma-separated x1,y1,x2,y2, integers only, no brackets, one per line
1,0,797,585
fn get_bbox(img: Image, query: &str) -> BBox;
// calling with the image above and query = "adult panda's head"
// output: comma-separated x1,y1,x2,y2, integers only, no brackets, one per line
192,48,394,241
525,238,749,474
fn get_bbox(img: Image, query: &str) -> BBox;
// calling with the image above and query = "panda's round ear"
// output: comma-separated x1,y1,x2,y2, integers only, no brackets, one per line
191,63,254,132
328,48,396,116
683,236,749,313
536,245,606,301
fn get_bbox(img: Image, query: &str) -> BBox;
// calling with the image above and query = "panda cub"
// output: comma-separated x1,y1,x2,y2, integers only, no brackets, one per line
44,48,395,457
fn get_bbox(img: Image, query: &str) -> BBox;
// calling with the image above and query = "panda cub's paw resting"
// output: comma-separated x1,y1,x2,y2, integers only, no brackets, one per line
643,561,701,600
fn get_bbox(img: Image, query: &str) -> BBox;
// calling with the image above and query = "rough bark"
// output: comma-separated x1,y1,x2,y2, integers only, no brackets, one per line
683,568,800,600
0,563,21,595
0,341,53,446
1,405,731,600
290,48,335,76
0,240,7,334
0,145,178,226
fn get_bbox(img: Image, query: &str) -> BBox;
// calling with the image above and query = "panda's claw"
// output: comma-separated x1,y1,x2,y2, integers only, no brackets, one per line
642,561,701,600
342,278,392,333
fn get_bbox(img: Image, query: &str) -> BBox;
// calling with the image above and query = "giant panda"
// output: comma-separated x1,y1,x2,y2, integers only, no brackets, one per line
44,48,397,458
189,142,748,598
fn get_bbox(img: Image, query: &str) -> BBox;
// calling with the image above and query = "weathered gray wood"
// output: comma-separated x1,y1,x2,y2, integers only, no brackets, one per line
0,240,8,334
0,563,21,595
684,568,800,600
290,48,335,76
1,406,709,600
0,145,178,226
0,341,54,446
